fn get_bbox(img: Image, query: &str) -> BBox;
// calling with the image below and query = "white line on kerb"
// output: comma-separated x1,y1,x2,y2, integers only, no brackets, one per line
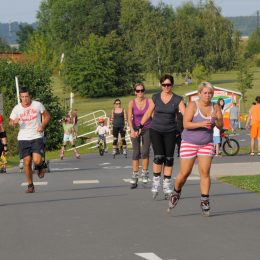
21,182,48,186
73,180,100,184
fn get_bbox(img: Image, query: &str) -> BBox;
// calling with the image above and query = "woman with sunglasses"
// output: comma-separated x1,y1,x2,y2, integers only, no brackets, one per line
139,74,185,199
128,83,153,189
111,98,127,157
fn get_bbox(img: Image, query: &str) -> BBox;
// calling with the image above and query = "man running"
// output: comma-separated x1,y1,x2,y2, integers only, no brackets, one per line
9,87,50,193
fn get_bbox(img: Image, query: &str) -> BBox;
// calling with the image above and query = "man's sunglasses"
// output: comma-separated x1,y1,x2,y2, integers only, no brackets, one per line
135,89,145,93
161,83,172,87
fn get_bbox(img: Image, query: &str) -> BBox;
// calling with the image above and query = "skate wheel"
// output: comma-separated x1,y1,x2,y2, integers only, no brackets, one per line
164,194,170,200
152,192,158,199
166,208,171,214
130,184,138,189
202,210,210,217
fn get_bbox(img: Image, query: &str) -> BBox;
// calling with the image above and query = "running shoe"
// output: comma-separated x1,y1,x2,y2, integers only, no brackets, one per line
26,184,35,193
37,167,45,179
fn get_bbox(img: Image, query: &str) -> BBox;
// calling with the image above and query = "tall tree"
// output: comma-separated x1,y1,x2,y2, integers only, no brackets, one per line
64,32,143,97
16,24,35,51
0,37,12,52
37,0,120,50
246,28,260,57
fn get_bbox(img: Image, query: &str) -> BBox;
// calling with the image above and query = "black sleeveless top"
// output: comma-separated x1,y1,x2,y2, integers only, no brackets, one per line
150,92,182,132
113,109,125,128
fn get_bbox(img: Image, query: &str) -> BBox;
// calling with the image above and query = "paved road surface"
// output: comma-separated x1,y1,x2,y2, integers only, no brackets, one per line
1,130,259,260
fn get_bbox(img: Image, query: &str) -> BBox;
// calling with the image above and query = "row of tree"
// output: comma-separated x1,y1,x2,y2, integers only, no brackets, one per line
18,0,241,98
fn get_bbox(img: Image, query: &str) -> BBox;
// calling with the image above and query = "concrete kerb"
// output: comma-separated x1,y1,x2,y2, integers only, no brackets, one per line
192,162,260,178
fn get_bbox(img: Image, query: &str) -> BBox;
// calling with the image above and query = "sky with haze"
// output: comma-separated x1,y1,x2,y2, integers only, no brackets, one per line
0,0,259,23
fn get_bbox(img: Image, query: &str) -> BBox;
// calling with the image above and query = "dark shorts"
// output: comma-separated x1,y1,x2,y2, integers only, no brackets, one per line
19,138,44,159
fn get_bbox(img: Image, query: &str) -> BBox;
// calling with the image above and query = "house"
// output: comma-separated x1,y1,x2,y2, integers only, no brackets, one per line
185,86,243,129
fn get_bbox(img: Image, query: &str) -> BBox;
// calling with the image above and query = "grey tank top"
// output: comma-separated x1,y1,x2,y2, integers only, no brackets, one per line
181,102,214,145
113,109,125,128
150,92,182,132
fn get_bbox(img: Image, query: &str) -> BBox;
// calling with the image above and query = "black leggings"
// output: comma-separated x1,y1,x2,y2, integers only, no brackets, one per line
112,127,126,146
150,128,176,164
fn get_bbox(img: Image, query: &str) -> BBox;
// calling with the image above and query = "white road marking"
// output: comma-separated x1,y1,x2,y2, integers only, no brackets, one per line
21,182,48,186
73,180,100,184
135,252,177,260
51,168,79,171
103,166,121,169
239,139,246,142
99,162,111,165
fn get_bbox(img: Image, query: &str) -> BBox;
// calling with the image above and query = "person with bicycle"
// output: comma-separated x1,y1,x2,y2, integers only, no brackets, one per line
0,113,8,173
95,118,109,153
111,98,128,157
9,87,51,193
128,83,152,188
167,82,223,216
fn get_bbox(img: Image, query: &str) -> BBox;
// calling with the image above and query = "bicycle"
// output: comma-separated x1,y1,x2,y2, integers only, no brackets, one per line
0,152,7,173
220,129,240,156
98,135,105,156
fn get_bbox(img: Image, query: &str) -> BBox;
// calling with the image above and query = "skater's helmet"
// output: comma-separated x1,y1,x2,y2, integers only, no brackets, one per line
98,118,105,124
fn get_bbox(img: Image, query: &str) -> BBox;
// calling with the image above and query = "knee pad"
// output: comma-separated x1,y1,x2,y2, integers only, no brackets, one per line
165,157,174,167
121,137,126,146
113,137,118,146
72,144,75,148
0,131,7,138
153,155,165,165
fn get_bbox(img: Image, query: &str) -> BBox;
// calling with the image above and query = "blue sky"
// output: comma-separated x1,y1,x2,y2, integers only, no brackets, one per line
0,0,259,23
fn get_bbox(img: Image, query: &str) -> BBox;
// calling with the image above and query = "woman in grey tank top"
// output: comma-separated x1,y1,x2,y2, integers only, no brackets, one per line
138,74,186,199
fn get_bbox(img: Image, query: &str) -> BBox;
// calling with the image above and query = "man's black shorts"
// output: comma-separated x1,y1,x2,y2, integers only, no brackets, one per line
19,138,44,159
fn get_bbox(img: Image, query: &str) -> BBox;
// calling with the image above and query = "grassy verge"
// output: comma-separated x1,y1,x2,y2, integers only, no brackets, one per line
218,175,260,193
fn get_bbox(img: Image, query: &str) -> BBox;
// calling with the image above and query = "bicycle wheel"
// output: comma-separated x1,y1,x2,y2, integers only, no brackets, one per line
99,141,104,156
223,139,240,156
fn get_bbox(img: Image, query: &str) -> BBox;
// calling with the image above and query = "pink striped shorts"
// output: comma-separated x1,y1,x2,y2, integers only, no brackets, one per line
180,141,215,159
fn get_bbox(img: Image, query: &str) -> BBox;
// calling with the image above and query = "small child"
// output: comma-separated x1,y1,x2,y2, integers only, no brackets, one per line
95,118,109,152
60,115,80,159
213,126,221,156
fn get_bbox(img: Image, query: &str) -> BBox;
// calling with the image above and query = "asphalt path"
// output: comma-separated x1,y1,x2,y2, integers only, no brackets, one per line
0,130,259,260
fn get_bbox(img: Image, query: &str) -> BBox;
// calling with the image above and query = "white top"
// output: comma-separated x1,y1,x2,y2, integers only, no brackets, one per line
10,101,46,140
95,125,109,136
213,126,220,137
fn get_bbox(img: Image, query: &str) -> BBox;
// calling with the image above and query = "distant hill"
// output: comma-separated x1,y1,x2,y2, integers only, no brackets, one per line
227,16,259,36
0,22,37,44
0,16,258,44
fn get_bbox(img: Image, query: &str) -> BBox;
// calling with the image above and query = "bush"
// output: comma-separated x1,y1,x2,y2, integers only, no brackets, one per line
0,60,65,154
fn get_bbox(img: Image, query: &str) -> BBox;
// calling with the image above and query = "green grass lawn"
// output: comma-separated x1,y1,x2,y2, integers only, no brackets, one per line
52,67,260,116
218,175,260,193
